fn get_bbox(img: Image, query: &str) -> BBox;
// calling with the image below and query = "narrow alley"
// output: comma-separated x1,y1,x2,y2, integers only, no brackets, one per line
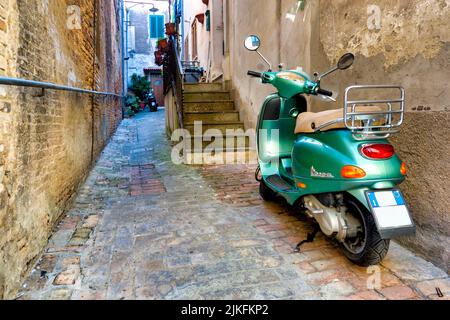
17,110,448,300
1,0,450,304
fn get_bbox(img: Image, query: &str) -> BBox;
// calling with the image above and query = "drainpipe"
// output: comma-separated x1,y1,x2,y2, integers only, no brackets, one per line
181,0,185,61
126,8,131,90
120,0,126,118
124,4,137,91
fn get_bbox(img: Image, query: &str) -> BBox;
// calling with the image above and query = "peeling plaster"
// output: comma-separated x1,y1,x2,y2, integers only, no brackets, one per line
320,0,450,68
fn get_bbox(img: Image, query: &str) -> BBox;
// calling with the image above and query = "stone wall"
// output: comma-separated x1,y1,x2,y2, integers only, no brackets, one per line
126,5,169,85
0,0,123,299
130,8,150,55
183,0,210,69
226,0,449,271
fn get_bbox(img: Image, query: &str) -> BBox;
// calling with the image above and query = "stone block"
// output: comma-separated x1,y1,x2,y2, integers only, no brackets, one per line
379,285,418,300
53,266,80,286
82,215,99,229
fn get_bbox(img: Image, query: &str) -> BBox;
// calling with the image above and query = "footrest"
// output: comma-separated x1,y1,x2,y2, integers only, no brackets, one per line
266,175,295,192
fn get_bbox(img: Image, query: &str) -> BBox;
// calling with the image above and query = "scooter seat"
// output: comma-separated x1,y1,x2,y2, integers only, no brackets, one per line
294,106,383,134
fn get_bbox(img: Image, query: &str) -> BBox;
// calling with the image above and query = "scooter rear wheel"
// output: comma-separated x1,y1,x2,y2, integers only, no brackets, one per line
340,199,390,267
259,180,277,201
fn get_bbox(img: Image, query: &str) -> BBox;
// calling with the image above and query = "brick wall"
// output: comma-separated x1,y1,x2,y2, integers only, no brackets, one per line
0,0,123,299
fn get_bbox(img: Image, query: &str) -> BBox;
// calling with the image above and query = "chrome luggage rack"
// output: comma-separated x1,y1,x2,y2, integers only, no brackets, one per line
344,85,405,140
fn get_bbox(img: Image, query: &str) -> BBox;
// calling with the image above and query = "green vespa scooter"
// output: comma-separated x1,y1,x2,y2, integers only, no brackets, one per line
244,35,415,266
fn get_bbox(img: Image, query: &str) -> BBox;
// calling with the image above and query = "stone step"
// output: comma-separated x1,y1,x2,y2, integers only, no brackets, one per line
184,111,240,124
184,83,224,93
183,91,231,102
183,101,235,113
184,122,245,135
183,149,258,165
184,134,253,151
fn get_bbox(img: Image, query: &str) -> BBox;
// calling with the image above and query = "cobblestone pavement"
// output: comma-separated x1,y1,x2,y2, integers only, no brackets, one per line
19,110,449,300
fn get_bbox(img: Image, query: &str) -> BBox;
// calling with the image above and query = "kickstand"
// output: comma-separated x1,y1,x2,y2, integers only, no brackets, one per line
294,224,320,253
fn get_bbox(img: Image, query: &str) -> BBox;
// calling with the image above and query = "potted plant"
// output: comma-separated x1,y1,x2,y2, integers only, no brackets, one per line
157,38,168,51
130,74,152,105
154,51,164,66
125,95,141,117
155,56,164,66
165,22,176,36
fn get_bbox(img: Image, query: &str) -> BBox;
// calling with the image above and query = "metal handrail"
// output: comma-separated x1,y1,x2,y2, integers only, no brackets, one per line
0,76,123,97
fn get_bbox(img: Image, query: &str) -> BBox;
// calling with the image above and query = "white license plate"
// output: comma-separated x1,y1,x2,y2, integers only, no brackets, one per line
367,190,413,229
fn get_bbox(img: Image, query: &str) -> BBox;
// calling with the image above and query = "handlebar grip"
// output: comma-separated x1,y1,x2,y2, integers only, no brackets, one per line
247,70,262,78
317,88,333,97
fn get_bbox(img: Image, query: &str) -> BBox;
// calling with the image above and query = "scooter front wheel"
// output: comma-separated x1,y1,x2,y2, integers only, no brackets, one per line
259,180,277,202
340,199,390,267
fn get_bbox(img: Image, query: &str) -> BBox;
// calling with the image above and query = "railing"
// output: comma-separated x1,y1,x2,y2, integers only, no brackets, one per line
182,60,201,69
164,36,184,130
0,76,122,97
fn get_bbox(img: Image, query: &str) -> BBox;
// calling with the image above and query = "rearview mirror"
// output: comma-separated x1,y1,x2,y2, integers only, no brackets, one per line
316,52,355,81
244,35,261,51
337,53,355,70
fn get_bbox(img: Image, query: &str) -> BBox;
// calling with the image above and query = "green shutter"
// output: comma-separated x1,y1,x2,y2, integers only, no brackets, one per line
150,15,165,39
205,10,211,32
157,15,164,38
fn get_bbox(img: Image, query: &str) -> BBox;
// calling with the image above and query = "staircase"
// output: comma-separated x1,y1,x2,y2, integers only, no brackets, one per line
181,83,256,165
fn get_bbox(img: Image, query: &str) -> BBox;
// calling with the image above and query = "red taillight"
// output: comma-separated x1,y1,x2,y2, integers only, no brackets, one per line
361,144,395,159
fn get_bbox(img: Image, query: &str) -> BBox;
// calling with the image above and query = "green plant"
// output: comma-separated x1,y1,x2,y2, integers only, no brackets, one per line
125,94,141,117
130,74,152,101
157,38,168,50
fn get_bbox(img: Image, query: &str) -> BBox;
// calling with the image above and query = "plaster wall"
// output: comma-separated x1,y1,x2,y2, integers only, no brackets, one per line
225,0,450,271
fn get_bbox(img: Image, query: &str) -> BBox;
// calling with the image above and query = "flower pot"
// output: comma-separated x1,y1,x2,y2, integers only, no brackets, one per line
195,13,205,24
165,23,176,36
155,53,164,66
157,38,168,50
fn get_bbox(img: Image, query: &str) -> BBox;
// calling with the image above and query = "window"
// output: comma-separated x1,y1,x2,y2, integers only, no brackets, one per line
191,21,198,59
184,36,190,61
149,15,165,39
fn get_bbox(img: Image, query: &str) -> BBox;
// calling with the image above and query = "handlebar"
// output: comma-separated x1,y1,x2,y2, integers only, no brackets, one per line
247,70,262,78
316,88,333,97
247,70,333,97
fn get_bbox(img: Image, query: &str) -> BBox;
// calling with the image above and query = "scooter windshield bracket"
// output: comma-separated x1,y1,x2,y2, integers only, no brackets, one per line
344,85,405,141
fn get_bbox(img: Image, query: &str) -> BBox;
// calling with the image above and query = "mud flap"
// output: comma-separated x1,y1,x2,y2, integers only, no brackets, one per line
348,188,416,239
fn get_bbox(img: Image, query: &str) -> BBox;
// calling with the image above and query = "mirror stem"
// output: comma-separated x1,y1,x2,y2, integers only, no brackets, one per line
319,66,338,80
256,50,272,72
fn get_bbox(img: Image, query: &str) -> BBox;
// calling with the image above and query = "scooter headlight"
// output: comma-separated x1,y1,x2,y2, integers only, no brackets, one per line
277,72,306,84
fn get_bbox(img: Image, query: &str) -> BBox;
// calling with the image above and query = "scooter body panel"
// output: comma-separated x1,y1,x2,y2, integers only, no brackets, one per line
257,94,300,162
292,130,404,206
262,71,317,99
257,95,405,208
